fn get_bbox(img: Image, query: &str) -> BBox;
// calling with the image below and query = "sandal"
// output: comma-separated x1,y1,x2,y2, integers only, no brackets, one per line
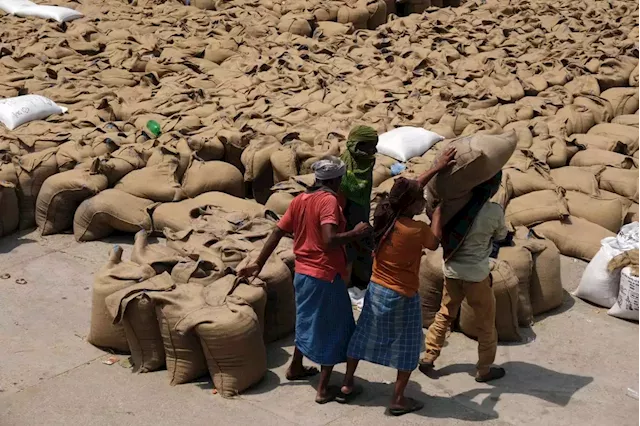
285,366,319,381
315,386,339,405
336,385,363,404
388,397,424,416
475,367,506,383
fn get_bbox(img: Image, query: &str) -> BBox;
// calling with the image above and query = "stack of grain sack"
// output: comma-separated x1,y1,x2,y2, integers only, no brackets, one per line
0,0,637,349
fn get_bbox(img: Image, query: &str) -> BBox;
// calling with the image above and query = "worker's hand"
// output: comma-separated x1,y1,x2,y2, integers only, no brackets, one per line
434,147,456,172
237,262,262,279
354,222,373,236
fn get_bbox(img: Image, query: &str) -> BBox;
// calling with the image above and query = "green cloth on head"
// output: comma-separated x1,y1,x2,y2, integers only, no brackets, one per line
340,125,378,206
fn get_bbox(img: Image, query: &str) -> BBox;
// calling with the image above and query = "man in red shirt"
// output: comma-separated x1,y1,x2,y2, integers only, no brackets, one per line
239,156,371,404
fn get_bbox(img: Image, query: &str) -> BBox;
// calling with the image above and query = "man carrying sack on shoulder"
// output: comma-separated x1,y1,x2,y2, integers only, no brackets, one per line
420,171,508,383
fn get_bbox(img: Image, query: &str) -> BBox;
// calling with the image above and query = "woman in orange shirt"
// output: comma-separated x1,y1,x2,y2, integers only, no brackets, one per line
338,147,455,416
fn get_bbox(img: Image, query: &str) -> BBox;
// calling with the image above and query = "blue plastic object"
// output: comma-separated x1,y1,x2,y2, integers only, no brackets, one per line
390,162,406,176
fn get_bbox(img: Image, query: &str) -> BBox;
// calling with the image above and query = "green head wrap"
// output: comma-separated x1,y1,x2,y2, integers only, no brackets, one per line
340,125,378,206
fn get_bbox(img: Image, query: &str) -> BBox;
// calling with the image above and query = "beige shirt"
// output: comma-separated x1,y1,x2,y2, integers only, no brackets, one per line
443,202,508,282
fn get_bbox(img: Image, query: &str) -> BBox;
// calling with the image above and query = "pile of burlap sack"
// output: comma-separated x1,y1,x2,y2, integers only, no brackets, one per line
0,0,638,388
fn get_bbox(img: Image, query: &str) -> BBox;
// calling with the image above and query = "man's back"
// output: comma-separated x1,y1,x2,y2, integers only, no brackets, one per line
443,201,508,282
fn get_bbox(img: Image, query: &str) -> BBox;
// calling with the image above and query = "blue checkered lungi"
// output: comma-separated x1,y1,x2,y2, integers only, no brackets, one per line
294,273,356,366
347,281,423,371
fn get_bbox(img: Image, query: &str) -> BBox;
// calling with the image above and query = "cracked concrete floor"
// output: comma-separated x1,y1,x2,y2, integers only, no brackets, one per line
0,230,638,426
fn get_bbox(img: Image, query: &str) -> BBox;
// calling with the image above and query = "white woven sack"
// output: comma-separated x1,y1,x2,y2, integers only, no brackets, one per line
0,0,35,14
15,4,82,22
608,267,639,321
376,127,444,162
573,237,622,308
0,95,68,130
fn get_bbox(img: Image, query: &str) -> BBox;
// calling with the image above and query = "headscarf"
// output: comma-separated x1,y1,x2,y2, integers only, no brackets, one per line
441,171,503,261
311,156,346,181
340,125,378,206
372,177,423,251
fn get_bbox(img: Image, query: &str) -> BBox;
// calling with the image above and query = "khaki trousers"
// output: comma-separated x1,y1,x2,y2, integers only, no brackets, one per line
423,275,497,376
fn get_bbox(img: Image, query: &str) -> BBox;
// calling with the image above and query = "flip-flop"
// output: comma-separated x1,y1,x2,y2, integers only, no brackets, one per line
388,397,425,416
336,385,363,404
315,386,340,405
285,366,319,381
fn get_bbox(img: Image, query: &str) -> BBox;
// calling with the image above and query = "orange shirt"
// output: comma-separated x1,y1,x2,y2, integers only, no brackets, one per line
371,217,437,297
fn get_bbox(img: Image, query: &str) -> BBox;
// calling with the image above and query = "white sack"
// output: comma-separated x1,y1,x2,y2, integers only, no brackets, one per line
608,267,639,321
15,4,82,22
0,95,68,130
376,127,444,162
573,238,622,308
0,0,35,14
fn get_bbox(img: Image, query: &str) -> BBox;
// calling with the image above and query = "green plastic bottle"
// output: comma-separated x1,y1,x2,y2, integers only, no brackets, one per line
146,120,161,137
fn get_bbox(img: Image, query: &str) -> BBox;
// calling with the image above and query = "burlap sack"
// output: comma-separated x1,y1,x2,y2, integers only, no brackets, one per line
0,181,19,237
278,13,312,36
147,140,192,181
596,57,638,90
426,131,517,224
567,134,626,153
56,138,118,172
106,273,175,373
153,192,266,233
373,163,392,188
14,147,59,229
35,161,108,236
150,283,209,386
497,243,534,326
554,105,596,135
565,191,625,233
505,189,569,227
337,5,370,29
265,192,295,216
573,95,614,124
73,189,156,242
459,259,520,342
209,238,255,269
587,123,639,155
601,87,640,116
237,250,295,343
503,165,556,197
115,156,184,202
612,114,640,127
131,230,186,274
527,135,568,169
315,21,355,37
88,245,156,352
418,247,444,329
598,167,639,202
549,166,603,195
490,172,512,209
173,276,267,397
526,234,563,316
270,147,297,184
99,145,146,186
533,217,616,261
169,256,227,286
564,75,601,97
181,159,244,199
626,203,639,224
569,149,634,169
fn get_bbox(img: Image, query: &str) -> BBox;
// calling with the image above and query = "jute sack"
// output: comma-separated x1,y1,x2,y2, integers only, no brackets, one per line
626,203,639,224
373,163,392,188
106,273,175,373
497,243,534,326
209,238,255,269
612,114,640,127
56,138,118,172
88,245,156,352
549,166,603,195
601,88,639,117
237,250,295,343
490,172,512,209
533,217,616,261
426,131,517,224
525,233,563,316
153,192,266,233
270,147,297,184
337,5,370,29
174,276,267,397
115,157,184,202
554,105,596,135
278,13,312,36
569,149,634,169
527,135,568,169
598,167,639,202
150,283,209,386
73,189,157,242
0,181,19,237
35,160,108,236
14,147,58,229
314,21,354,37
131,230,186,274
181,159,244,199
459,259,520,342
146,141,192,181
587,123,640,155
596,57,638,90
567,134,626,153
565,191,626,233
505,189,569,227
418,247,444,329
573,95,614,124
503,165,556,197
265,192,295,216
99,145,146,186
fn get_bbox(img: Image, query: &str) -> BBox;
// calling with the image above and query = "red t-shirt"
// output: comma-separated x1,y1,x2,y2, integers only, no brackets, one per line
277,191,347,282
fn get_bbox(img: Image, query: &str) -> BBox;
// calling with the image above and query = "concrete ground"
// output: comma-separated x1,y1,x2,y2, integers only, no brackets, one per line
0,230,638,426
